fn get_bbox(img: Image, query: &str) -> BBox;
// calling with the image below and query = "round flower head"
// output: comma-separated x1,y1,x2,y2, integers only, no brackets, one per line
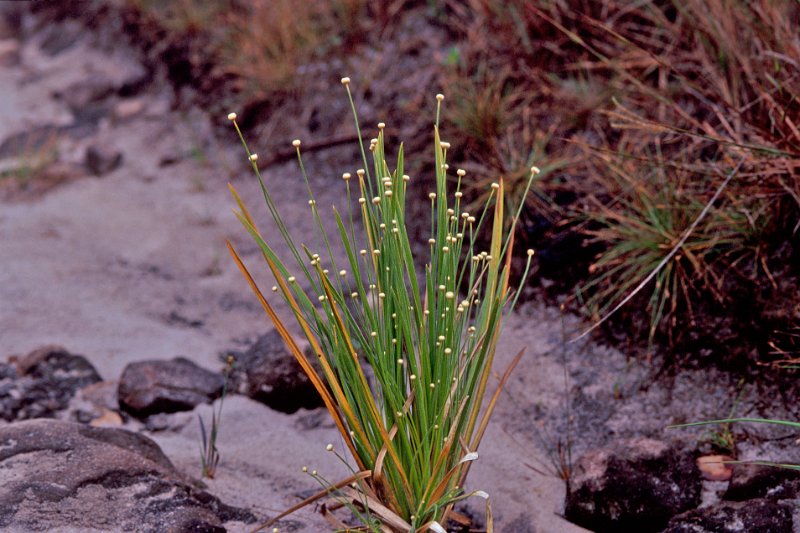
531,165,541,175
249,153,258,162
341,77,351,85
292,139,301,148
227,112,237,121
436,93,444,101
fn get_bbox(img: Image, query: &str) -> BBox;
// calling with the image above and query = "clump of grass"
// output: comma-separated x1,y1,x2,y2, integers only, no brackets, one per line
225,80,536,531
444,0,800,361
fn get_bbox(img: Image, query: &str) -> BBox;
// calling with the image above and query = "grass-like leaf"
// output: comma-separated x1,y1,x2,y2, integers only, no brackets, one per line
225,82,536,531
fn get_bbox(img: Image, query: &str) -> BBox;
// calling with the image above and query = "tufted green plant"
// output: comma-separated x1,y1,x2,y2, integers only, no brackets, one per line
226,79,536,532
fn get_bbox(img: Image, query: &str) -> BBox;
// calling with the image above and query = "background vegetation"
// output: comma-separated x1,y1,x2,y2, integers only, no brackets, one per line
116,0,799,372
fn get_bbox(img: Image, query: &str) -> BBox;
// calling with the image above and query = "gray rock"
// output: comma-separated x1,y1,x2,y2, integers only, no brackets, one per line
56,73,117,112
38,19,82,56
565,438,702,533
228,330,323,414
0,345,101,422
0,418,255,531
85,144,123,176
0,125,63,160
118,357,224,418
662,498,793,533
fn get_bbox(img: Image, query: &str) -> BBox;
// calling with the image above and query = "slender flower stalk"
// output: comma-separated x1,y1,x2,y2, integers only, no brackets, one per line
226,80,536,532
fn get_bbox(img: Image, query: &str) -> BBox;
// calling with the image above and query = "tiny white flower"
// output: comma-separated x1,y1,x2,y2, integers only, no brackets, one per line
436,93,444,101
326,443,334,452
378,122,385,129
249,153,258,162
341,77,351,85
491,183,499,190
456,169,466,177
292,139,301,147
342,172,351,181
531,165,541,175
339,269,347,276
227,112,237,121
288,276,296,283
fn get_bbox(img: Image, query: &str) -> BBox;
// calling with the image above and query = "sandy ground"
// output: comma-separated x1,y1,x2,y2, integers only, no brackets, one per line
0,14,595,533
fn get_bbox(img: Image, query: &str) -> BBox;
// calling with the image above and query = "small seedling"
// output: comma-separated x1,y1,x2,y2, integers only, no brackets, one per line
199,355,235,479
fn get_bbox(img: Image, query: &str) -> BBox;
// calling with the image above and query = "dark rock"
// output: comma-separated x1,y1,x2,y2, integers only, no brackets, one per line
85,143,123,176
0,345,101,422
229,330,323,414
565,438,702,533
662,498,793,533
0,419,255,531
118,357,224,418
725,462,800,501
